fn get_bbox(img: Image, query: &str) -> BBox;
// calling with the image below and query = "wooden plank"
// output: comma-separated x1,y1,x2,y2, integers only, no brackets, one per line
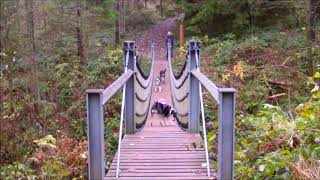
102,70,133,104
108,162,208,166
116,157,206,160
122,138,202,141
122,138,199,141
120,145,202,148
108,165,212,170
120,143,202,146
114,154,205,158
114,152,206,155
108,169,207,173
135,133,192,135
116,154,206,157
106,172,208,177
120,142,198,145
115,158,206,161
105,177,213,180
119,148,205,151
113,158,206,162
123,135,199,137
139,129,184,132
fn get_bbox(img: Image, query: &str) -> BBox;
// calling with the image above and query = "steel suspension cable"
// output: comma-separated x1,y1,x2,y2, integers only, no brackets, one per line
195,49,210,177
116,49,130,178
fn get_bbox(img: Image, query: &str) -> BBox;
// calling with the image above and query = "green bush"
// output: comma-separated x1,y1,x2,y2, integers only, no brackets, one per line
281,35,306,49
0,162,36,180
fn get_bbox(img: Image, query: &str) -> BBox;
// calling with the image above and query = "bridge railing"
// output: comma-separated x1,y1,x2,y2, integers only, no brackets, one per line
86,41,154,179
168,40,236,180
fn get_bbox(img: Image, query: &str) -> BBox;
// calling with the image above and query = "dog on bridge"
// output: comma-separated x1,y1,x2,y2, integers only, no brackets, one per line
154,77,162,92
154,69,166,92
159,69,166,82
151,99,177,126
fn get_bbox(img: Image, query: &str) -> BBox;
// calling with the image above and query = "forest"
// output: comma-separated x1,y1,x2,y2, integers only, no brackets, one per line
0,0,319,179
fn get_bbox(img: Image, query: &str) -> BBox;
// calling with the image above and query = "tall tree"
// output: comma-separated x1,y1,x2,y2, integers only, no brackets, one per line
76,2,85,65
25,0,36,54
122,0,126,33
307,0,318,45
25,0,40,107
160,0,163,18
306,0,319,75
115,0,120,44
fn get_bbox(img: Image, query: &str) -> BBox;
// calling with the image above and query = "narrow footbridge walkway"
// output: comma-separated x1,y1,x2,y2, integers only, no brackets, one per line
86,41,236,180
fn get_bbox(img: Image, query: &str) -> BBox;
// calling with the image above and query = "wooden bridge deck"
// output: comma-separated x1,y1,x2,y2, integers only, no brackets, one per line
106,127,212,179
106,58,214,179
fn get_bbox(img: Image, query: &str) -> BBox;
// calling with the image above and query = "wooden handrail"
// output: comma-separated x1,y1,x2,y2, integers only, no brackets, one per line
102,70,134,104
190,69,220,104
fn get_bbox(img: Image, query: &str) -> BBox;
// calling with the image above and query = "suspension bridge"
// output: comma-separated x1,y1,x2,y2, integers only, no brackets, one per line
86,40,236,180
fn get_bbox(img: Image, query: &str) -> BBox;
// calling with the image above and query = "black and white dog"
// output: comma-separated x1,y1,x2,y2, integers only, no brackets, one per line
151,100,177,126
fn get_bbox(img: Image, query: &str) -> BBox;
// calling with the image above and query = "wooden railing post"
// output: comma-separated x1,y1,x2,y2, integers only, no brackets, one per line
86,89,105,180
218,88,236,180
124,41,136,134
188,40,201,133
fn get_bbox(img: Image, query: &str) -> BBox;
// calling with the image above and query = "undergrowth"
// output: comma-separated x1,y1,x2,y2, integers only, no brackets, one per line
196,28,320,179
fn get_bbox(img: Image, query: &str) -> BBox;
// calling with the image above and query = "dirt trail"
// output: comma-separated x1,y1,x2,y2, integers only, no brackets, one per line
134,17,179,59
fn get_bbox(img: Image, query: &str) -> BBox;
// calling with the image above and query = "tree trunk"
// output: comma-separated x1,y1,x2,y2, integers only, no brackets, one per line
122,0,126,33
306,0,318,75
76,6,85,65
308,0,317,44
115,0,120,44
160,0,163,18
25,0,36,54
25,0,39,121
41,0,47,32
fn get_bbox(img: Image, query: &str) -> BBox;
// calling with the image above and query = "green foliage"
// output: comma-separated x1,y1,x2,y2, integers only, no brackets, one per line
43,160,71,179
88,46,123,82
0,162,36,180
199,24,320,178
239,80,268,113
33,135,57,150
177,0,292,34
214,39,236,66
281,34,306,49
51,59,82,107
137,56,152,75
235,87,319,178
236,36,268,51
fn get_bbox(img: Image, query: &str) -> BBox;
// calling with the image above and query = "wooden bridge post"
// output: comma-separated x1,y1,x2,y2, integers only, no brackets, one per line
188,40,201,133
218,88,236,180
124,41,136,134
86,89,105,180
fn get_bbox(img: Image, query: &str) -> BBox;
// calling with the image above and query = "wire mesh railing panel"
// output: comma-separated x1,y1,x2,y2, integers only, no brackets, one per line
133,44,154,131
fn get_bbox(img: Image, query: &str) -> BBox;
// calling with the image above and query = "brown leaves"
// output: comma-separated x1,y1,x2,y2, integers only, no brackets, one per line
31,134,88,177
